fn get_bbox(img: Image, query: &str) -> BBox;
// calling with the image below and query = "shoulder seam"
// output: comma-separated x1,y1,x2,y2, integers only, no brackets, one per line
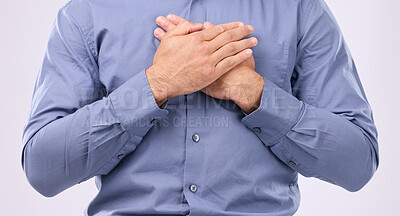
298,0,318,41
60,0,102,92
62,0,98,60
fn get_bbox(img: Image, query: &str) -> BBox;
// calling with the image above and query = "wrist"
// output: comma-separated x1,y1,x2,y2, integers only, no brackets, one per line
233,72,264,114
145,65,174,107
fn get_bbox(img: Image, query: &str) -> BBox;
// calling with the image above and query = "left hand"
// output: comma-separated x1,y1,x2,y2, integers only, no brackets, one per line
154,14,265,114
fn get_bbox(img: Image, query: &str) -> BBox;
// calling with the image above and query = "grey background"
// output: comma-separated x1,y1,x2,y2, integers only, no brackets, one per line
1,0,399,215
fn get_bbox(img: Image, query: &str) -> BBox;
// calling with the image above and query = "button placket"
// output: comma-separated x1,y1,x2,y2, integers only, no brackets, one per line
183,92,205,203
181,2,207,209
182,194,188,203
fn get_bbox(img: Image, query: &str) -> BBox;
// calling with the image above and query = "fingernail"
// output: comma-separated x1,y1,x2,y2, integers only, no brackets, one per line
156,16,163,23
247,25,254,31
238,22,245,27
217,26,224,32
251,37,258,45
245,49,253,55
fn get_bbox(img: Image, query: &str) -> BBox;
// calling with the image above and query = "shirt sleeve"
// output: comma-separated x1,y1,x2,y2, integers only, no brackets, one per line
21,2,168,197
241,0,379,192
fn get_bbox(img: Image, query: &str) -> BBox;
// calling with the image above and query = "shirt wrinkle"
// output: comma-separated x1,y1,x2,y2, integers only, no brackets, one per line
22,0,378,214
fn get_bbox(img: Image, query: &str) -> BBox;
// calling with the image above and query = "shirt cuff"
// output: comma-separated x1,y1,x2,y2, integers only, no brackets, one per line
241,78,305,146
109,69,169,137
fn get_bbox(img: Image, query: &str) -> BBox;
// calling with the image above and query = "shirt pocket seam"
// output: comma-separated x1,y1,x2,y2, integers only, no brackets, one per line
253,41,290,89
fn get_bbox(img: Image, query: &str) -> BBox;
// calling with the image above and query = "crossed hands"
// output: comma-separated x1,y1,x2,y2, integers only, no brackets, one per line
146,14,265,114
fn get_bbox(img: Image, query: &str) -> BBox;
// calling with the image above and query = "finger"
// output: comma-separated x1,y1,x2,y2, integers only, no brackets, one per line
204,21,214,29
154,28,166,41
156,16,177,32
212,37,258,63
168,21,204,37
166,14,187,25
215,49,253,76
209,25,254,51
167,14,203,32
199,21,245,41
165,14,203,34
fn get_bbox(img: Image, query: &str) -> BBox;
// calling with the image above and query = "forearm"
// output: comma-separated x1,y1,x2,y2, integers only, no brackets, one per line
146,65,173,107
23,98,129,197
22,70,169,197
232,69,265,114
242,78,378,191
270,104,378,191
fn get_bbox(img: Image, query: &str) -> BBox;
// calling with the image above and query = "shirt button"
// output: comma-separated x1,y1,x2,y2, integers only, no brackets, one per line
253,127,261,133
118,154,125,159
189,184,197,193
192,133,200,143
288,161,296,166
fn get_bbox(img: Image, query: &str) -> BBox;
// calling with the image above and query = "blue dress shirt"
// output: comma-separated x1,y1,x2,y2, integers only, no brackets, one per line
22,0,379,215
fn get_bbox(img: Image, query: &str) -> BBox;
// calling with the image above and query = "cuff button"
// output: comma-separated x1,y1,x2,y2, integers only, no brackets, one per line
253,127,261,133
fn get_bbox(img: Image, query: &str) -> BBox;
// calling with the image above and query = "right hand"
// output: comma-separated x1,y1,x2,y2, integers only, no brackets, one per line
146,15,257,106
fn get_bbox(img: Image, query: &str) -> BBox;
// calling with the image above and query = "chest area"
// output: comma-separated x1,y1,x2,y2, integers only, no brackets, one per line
92,0,298,93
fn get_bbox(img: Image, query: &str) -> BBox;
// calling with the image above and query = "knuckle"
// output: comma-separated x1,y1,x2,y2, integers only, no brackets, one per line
240,27,249,36
203,66,215,76
179,21,190,29
227,44,236,53
190,34,202,42
240,52,248,60
167,14,175,22
199,42,210,53
214,25,224,33
224,31,234,41
201,56,212,65
225,58,234,67
182,21,191,28
196,33,204,41
180,20,189,25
